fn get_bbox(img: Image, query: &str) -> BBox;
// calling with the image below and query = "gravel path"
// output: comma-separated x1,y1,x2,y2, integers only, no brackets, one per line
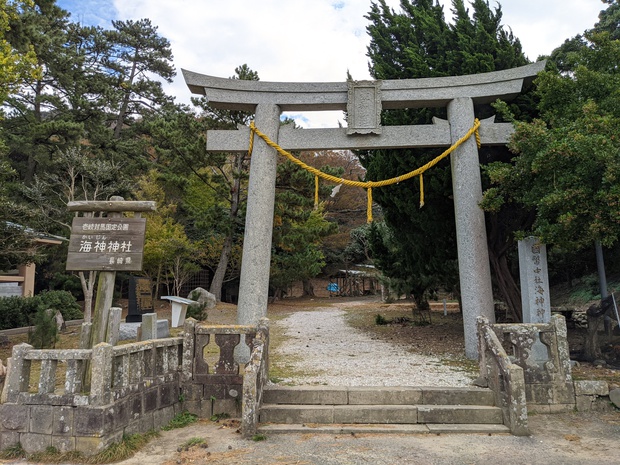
272,306,476,386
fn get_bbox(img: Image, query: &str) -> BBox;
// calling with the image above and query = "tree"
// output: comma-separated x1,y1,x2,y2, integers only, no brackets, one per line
136,170,202,299
270,159,338,297
362,0,529,317
0,0,38,107
147,65,257,301
481,30,620,358
104,18,175,139
20,147,131,321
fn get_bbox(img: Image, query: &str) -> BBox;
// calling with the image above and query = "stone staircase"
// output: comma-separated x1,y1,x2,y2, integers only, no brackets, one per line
258,386,510,435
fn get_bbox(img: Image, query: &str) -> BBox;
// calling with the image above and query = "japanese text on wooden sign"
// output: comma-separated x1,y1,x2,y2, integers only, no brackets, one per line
66,217,146,271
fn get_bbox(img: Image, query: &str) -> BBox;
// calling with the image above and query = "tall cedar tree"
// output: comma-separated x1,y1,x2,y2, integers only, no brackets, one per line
362,0,530,319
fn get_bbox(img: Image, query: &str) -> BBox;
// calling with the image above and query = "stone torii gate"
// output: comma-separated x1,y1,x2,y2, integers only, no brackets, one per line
183,61,545,359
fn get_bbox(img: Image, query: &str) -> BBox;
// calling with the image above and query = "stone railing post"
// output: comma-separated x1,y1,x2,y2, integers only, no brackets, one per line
4,343,32,403
106,307,122,345
182,318,196,382
90,342,113,406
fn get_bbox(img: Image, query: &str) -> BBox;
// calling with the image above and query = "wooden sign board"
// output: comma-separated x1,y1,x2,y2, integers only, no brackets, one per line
66,217,146,271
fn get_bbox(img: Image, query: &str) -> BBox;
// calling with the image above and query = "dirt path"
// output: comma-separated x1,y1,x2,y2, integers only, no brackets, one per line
270,305,475,386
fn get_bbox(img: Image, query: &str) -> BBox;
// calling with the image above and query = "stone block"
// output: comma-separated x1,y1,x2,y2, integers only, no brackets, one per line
610,388,620,408
74,407,107,436
181,383,203,401
139,412,154,432
0,431,20,451
52,435,75,453
348,386,421,406
105,399,131,431
203,383,228,400
75,436,106,456
128,395,143,422
259,405,333,424
53,406,75,436
183,400,212,419
417,406,503,424
160,382,179,408
29,405,54,434
153,405,175,430
525,384,554,405
144,387,159,412
20,432,52,453
124,420,141,436
0,404,30,431
263,386,348,405
576,396,594,412
213,398,240,417
574,380,609,396
333,405,418,424
422,387,495,406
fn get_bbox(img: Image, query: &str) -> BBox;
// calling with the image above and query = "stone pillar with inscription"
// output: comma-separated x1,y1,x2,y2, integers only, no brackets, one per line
518,236,551,324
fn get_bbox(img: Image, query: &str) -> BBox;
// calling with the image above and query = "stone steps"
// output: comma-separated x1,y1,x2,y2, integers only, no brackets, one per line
258,386,509,435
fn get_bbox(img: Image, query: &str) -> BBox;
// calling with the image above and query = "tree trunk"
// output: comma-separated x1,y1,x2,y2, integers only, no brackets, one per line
209,153,244,301
302,279,314,296
488,247,522,322
585,313,603,361
209,235,233,301
79,270,97,323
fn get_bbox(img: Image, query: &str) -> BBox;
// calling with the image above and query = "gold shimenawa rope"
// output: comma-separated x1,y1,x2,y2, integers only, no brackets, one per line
248,118,481,222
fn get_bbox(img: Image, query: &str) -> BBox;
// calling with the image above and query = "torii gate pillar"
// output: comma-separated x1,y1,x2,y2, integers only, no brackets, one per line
237,104,281,325
448,97,494,358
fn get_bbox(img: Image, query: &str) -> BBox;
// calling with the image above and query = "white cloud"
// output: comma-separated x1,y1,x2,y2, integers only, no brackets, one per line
109,0,603,128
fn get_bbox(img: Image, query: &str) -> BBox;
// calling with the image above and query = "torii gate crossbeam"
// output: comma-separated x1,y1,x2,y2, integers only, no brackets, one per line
184,62,545,359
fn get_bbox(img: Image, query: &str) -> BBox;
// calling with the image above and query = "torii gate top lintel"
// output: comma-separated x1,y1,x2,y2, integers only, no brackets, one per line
182,61,545,112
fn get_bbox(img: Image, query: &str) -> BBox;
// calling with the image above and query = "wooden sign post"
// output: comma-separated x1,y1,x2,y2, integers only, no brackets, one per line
67,197,155,350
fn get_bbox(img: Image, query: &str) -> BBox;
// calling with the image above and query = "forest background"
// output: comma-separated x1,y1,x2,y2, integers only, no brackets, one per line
1,0,619,336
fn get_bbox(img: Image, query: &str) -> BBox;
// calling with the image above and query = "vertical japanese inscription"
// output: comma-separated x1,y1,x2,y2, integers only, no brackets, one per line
346,80,382,135
66,217,146,271
518,236,551,323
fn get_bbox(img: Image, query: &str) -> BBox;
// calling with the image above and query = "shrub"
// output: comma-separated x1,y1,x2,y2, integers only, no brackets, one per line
28,308,58,349
0,290,82,330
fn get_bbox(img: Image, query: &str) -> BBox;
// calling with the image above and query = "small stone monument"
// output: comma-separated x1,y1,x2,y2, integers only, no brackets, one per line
518,236,551,361
518,236,551,323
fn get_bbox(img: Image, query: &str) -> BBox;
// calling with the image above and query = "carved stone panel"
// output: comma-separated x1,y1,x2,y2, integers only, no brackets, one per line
347,80,382,135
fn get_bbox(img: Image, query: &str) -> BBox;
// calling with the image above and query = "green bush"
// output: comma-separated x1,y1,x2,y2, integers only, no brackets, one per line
28,307,59,349
0,290,83,330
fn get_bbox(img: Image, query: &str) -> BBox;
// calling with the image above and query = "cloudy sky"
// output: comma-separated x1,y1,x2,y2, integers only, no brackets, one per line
56,0,606,127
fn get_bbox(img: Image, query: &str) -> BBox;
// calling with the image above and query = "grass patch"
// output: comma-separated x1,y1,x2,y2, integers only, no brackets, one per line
0,442,25,460
85,431,159,463
375,314,388,325
161,411,198,430
179,437,206,450
4,431,161,464
252,434,267,441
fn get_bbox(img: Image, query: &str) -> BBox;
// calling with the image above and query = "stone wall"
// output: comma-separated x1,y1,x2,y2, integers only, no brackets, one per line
0,319,269,456
0,338,184,455
478,315,614,435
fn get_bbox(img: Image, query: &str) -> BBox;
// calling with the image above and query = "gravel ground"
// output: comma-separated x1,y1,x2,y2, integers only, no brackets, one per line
272,307,475,386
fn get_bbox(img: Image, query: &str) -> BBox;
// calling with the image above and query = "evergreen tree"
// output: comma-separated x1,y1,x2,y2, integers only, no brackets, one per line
362,0,529,318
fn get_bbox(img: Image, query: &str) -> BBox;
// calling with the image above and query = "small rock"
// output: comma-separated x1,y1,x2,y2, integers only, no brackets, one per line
228,445,233,450
609,388,620,408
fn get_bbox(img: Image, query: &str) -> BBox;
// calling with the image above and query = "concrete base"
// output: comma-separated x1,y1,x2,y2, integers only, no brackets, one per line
119,320,170,341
